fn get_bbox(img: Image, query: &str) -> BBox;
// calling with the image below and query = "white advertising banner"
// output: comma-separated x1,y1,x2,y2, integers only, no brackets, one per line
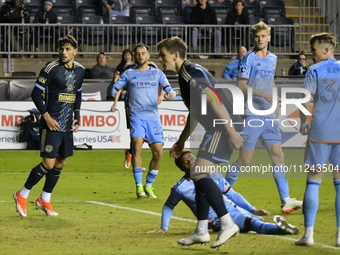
0,101,309,149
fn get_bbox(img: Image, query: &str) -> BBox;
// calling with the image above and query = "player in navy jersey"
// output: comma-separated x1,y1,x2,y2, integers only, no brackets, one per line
14,35,84,217
157,37,243,249
147,150,299,236
296,33,340,247
224,22,303,214
111,42,175,199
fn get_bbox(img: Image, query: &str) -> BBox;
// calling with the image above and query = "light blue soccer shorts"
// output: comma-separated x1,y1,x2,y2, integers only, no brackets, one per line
129,119,164,145
242,116,281,150
305,141,340,170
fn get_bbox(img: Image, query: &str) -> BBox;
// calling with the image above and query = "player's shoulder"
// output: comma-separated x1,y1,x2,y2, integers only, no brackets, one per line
240,49,256,64
74,61,85,70
267,51,277,60
42,60,60,74
171,176,191,193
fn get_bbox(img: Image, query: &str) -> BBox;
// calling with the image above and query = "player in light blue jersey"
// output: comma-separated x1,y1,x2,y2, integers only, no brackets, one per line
147,150,299,236
222,46,247,80
111,42,175,199
296,33,340,247
225,22,303,214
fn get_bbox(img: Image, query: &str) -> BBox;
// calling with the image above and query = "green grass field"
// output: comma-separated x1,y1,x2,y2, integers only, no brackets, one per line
0,149,339,255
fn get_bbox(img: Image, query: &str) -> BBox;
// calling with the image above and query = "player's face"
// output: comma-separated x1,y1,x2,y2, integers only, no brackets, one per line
158,47,176,72
59,43,77,66
253,30,270,51
134,47,150,66
238,46,247,58
97,54,106,66
310,42,325,64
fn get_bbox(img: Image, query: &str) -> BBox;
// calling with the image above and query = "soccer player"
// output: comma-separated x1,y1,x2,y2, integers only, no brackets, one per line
157,37,243,249
111,42,175,198
147,150,299,236
13,35,84,217
225,22,303,214
296,33,340,247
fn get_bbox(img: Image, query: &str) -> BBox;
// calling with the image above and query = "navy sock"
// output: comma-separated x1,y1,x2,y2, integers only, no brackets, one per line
43,167,62,193
195,177,228,217
24,163,49,190
195,184,210,220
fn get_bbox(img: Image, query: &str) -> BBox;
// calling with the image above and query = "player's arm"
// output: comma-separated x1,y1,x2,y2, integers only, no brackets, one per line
110,71,126,97
299,94,312,135
273,80,279,118
170,114,198,158
71,86,82,132
111,89,122,112
222,66,232,79
238,79,274,103
159,72,175,101
207,92,243,149
157,89,166,104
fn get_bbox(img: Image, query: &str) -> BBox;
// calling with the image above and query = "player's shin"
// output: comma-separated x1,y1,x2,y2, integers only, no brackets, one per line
303,179,321,237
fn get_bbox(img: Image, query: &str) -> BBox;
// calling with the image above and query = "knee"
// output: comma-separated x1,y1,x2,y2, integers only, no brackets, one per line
236,156,251,167
152,148,163,160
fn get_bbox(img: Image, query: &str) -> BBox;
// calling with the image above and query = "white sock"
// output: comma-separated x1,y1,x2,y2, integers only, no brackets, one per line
40,191,51,202
219,213,234,230
150,170,159,174
19,187,30,199
337,227,340,234
195,220,208,235
305,226,314,237
281,197,290,205
145,183,152,187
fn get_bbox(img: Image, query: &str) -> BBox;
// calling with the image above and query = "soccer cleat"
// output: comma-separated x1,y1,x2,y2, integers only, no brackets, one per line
35,197,59,216
124,149,132,169
177,232,210,246
273,215,299,235
281,198,303,214
295,235,314,246
13,191,27,217
136,184,146,198
210,223,239,248
144,186,157,198
336,232,340,247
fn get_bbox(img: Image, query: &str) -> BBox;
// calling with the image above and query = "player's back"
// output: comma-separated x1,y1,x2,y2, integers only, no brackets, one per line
305,58,340,142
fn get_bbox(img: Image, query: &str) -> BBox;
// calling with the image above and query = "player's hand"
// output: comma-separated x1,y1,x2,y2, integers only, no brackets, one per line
146,229,167,234
111,103,117,112
263,92,274,104
157,95,164,104
44,113,60,131
113,71,120,83
106,4,112,10
170,142,184,158
167,91,175,101
71,119,79,132
300,122,310,135
228,130,243,150
250,209,270,216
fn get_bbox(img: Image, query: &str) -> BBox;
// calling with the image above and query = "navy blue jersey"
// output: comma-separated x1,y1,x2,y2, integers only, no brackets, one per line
178,60,242,132
35,60,84,132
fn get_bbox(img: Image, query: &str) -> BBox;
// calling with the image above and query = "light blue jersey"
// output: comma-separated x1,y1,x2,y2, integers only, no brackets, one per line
238,49,277,118
222,58,240,80
112,66,173,120
304,57,340,143
160,176,257,230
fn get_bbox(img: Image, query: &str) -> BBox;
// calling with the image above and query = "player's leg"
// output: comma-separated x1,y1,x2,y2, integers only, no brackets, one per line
124,109,132,169
226,116,263,186
296,142,329,246
253,215,299,235
330,144,340,246
144,143,163,198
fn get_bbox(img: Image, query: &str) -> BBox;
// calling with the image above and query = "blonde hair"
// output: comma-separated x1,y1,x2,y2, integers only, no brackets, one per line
310,33,336,50
252,22,271,35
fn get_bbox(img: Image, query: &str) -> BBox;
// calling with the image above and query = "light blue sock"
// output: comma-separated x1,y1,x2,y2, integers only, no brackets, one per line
334,180,340,227
225,161,241,187
250,218,284,234
303,178,321,227
133,167,143,185
145,170,158,186
273,165,289,200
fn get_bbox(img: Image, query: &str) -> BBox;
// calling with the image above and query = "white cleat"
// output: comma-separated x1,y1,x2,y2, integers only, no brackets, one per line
177,232,210,246
295,235,314,246
210,224,239,249
336,232,340,247
273,215,299,235
281,198,303,214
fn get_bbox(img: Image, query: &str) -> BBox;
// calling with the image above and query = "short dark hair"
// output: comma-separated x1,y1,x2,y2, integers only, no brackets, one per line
133,42,149,53
233,0,244,8
157,36,187,60
58,35,77,49
297,52,307,60
174,150,191,170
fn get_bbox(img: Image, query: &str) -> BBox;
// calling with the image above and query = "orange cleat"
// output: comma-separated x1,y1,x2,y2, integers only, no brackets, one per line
13,191,27,217
36,197,59,216
124,149,132,169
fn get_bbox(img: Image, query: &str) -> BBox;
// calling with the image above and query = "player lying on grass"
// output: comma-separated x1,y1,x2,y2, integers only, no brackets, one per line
147,150,299,237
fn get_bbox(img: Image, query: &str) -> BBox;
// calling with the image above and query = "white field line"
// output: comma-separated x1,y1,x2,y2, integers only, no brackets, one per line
87,200,340,251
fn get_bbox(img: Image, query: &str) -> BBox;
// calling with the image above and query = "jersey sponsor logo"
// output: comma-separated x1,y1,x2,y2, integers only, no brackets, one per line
58,93,76,103
38,76,47,84
131,82,157,86
45,144,53,153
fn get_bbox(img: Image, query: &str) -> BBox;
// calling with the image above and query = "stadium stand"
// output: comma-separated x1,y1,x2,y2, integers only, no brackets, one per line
266,16,295,52
109,15,133,45
154,0,180,16
161,14,186,38
130,0,154,17
134,15,161,45
75,0,101,17
52,0,75,15
81,15,107,45
259,0,285,18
